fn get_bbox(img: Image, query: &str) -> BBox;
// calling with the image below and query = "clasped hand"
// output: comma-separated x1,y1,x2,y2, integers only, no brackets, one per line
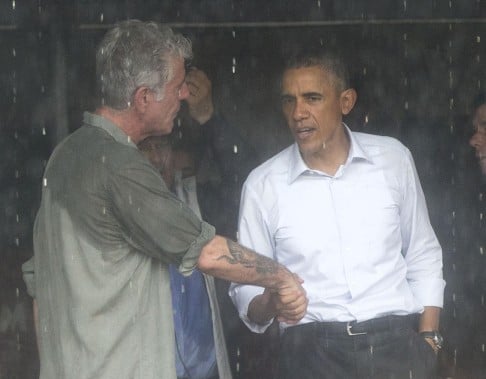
266,273,308,324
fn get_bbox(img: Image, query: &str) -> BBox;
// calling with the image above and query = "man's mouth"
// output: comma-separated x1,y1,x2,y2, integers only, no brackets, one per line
294,126,315,139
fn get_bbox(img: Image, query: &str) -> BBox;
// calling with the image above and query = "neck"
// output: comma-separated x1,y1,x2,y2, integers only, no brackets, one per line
95,106,144,144
303,126,350,175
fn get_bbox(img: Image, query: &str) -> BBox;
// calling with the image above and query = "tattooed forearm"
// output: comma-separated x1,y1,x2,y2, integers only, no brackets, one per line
217,239,280,275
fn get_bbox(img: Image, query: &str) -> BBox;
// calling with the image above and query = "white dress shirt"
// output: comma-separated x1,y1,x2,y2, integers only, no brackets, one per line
230,125,445,333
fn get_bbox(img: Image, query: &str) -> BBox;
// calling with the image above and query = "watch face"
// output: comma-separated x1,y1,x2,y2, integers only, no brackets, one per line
434,332,444,347
421,331,443,349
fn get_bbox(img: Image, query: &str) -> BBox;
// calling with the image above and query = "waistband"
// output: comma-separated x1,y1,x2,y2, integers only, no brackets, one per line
284,314,417,337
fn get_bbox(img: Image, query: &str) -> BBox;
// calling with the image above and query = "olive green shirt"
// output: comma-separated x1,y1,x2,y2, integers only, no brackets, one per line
33,112,215,379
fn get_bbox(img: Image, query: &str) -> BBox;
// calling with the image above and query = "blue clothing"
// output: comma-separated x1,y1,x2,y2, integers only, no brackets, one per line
170,265,216,379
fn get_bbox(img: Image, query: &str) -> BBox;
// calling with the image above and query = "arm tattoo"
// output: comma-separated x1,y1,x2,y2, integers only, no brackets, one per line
217,239,279,275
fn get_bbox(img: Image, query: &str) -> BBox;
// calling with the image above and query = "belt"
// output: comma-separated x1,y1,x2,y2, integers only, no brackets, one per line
285,314,417,337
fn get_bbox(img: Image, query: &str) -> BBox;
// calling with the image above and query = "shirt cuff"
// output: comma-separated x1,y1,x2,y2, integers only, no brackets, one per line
229,284,273,333
178,221,215,276
409,278,446,308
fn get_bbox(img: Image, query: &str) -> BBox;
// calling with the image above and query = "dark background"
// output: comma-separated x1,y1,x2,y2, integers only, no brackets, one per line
0,1,485,378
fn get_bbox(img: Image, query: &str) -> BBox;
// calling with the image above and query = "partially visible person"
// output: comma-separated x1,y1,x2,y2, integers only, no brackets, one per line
444,92,486,379
141,68,258,239
29,20,307,379
138,67,256,379
230,49,444,379
470,92,486,177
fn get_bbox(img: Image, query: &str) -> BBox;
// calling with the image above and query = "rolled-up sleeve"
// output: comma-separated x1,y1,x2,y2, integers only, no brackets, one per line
110,159,215,275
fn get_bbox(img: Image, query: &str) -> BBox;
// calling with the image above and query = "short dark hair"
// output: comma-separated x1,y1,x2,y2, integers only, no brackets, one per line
282,49,350,92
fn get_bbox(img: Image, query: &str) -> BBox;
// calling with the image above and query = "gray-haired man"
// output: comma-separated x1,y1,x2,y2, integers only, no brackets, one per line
31,20,307,379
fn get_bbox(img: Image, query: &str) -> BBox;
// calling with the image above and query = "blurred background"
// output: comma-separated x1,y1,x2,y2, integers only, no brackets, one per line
0,1,485,378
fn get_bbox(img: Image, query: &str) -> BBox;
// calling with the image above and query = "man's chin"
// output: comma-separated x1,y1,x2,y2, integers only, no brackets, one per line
154,124,174,137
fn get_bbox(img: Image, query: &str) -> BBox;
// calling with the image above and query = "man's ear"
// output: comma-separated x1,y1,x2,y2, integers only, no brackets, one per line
132,86,151,113
340,88,357,116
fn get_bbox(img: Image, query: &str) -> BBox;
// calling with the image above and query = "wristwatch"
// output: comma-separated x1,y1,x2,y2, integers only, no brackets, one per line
420,331,443,350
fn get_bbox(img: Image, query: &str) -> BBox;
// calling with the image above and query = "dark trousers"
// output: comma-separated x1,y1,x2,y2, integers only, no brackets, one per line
277,315,438,379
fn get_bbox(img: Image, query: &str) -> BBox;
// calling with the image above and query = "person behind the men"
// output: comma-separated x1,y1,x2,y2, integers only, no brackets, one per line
470,92,486,177
32,20,307,379
230,49,445,379
138,67,250,379
450,91,486,377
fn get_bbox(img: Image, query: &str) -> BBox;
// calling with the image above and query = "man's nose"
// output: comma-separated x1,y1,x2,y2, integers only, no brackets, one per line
292,100,309,121
470,131,483,149
178,83,190,100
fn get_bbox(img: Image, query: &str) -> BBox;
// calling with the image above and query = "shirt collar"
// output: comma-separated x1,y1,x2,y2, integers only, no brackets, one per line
83,111,137,148
288,123,371,183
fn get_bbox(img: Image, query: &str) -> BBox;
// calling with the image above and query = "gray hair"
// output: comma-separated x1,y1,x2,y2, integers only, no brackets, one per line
283,49,350,93
96,20,192,110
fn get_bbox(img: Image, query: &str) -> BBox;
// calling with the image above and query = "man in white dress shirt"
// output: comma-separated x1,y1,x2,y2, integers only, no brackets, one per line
230,50,445,379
